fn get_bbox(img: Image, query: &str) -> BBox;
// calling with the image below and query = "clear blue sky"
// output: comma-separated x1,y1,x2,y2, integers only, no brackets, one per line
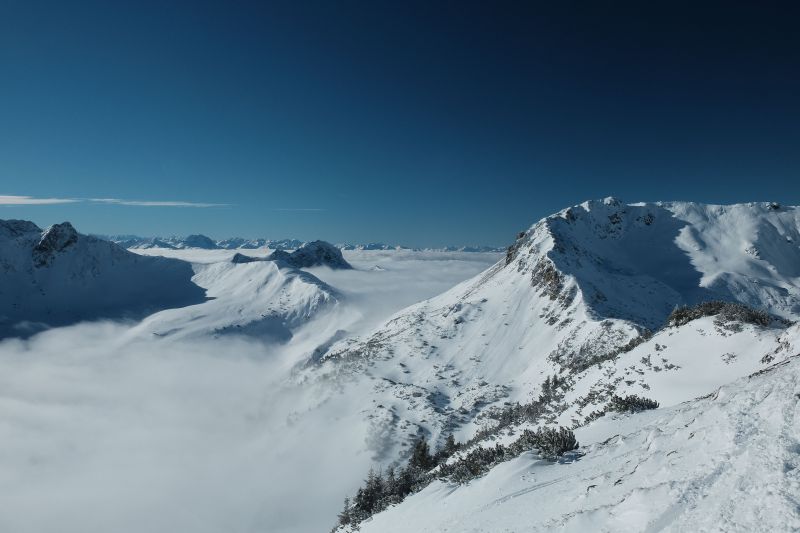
1,1,799,247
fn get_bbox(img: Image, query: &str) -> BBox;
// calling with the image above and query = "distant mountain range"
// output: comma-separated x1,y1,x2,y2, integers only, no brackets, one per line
95,234,504,253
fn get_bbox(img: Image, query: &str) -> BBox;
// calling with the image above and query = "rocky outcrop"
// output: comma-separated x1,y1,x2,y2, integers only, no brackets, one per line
32,222,79,267
268,241,352,269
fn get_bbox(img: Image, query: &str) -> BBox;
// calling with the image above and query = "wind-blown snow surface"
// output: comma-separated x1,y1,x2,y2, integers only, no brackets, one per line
0,220,205,337
355,353,800,533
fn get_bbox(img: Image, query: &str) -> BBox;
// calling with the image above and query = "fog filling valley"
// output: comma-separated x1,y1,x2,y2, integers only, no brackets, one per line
0,250,499,533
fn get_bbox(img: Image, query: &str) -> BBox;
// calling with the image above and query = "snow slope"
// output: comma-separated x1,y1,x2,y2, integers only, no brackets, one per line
0,219,205,337
132,258,341,342
312,199,800,468
355,353,800,533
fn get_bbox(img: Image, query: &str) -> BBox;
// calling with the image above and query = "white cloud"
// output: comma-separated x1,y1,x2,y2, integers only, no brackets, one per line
0,321,371,533
0,195,330,210
0,195,78,205
0,195,228,208
270,208,326,211
89,198,228,208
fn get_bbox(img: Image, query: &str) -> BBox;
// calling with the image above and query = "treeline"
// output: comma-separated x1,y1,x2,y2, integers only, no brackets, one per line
465,373,571,447
335,427,578,531
335,437,457,530
582,393,660,424
667,301,776,328
439,426,578,483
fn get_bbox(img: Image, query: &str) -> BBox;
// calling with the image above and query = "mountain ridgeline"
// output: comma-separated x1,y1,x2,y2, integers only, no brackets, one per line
100,233,504,253
0,219,206,337
232,240,353,269
322,199,800,532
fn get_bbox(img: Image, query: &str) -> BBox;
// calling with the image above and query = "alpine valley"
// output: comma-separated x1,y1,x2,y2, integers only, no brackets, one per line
1,199,798,533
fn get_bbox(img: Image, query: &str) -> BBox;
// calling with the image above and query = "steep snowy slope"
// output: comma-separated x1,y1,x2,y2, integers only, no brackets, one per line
132,259,340,341
0,219,205,337
313,199,800,464
354,352,800,533
539,198,800,326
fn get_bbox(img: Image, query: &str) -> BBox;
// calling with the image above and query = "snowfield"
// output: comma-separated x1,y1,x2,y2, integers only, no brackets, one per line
1,199,799,533
355,354,800,533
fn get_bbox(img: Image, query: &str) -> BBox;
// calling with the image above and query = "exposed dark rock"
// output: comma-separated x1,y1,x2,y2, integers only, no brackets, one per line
33,222,78,267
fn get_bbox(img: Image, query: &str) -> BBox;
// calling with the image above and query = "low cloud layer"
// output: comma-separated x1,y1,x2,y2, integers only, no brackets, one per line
0,251,499,533
0,322,373,533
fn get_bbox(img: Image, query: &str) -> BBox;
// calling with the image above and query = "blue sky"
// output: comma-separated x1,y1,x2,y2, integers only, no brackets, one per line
1,1,799,247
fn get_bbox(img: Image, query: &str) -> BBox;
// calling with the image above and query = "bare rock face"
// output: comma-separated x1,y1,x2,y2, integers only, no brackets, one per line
33,222,79,267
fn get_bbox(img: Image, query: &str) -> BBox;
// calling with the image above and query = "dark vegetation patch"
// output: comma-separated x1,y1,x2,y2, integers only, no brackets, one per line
334,427,578,531
667,301,782,329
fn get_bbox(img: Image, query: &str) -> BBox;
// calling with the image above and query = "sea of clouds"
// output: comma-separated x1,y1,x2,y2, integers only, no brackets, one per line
0,250,500,533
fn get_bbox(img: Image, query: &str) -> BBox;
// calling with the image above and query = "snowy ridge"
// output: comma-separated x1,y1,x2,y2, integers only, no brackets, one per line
132,257,341,341
310,199,800,530
0,219,206,337
534,198,800,327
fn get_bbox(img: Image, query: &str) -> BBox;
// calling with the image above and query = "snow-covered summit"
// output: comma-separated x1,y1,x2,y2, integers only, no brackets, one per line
134,256,340,341
268,240,352,269
508,198,800,327
0,218,206,337
32,221,79,267
318,200,800,532
309,199,800,477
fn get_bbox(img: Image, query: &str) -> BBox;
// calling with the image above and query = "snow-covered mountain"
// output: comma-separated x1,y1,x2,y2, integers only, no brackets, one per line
132,257,340,341
129,242,350,340
267,240,352,269
102,234,503,253
3,200,799,533
311,199,800,531
0,219,206,337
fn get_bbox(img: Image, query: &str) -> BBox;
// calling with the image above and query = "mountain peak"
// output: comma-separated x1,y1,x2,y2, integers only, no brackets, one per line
509,199,800,328
0,218,206,337
267,240,352,269
181,234,218,249
33,222,79,267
